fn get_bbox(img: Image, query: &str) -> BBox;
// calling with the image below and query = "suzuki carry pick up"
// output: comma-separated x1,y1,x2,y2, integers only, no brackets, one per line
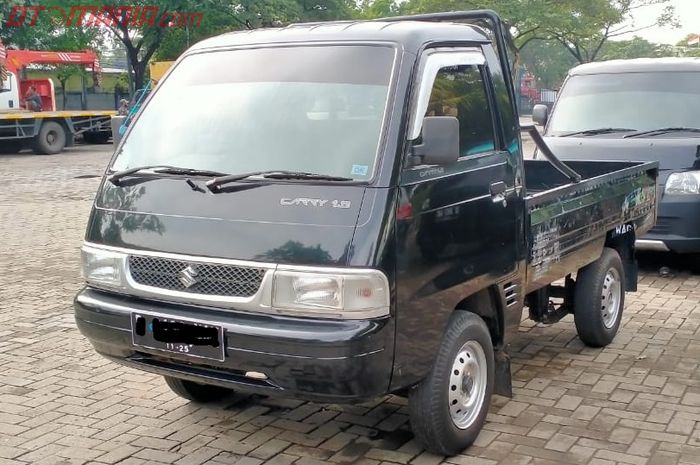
75,11,658,455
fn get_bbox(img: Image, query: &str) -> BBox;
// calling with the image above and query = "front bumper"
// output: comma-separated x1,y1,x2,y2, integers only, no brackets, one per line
74,287,394,403
637,195,700,254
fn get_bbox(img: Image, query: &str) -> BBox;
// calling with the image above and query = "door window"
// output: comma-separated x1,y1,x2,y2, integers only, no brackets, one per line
0,73,10,93
425,65,496,157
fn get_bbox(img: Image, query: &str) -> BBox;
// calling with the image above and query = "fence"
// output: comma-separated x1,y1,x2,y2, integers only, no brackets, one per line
55,90,130,112
518,88,558,115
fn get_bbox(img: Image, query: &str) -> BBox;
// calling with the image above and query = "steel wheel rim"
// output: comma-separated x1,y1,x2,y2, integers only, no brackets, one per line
601,267,621,329
448,340,487,429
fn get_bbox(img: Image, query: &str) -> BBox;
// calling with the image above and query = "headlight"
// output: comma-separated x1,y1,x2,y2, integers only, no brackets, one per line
665,171,700,195
272,269,390,318
81,245,126,289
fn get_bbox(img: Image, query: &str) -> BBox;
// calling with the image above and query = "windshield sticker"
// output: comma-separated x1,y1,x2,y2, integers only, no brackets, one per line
351,164,369,176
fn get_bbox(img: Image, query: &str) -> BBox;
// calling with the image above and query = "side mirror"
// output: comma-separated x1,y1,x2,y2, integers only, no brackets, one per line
532,104,549,126
412,116,460,166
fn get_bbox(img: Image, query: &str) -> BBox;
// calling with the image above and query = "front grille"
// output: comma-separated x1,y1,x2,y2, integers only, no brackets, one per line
127,255,266,297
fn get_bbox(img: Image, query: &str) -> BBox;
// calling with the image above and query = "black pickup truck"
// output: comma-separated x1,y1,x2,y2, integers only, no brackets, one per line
74,11,658,455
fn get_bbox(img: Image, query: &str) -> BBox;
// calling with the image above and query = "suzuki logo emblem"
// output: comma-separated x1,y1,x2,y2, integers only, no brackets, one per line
178,265,200,288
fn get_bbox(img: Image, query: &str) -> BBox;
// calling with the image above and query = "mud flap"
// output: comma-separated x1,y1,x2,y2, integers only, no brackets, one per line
494,349,512,397
624,258,638,292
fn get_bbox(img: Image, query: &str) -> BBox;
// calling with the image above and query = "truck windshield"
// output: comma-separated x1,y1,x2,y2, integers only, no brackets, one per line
111,45,396,181
547,71,700,136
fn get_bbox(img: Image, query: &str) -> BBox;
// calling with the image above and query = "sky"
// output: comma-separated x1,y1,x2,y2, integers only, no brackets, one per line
615,0,700,45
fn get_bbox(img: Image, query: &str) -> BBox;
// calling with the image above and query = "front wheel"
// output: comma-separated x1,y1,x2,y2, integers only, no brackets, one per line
408,311,494,455
574,247,625,347
164,377,234,403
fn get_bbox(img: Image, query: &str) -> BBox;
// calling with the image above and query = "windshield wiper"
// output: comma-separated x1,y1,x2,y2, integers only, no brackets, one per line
108,165,229,184
558,127,636,137
206,170,353,192
623,127,700,138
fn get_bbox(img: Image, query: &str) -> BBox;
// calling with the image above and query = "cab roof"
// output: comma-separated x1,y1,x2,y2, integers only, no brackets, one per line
570,57,700,76
189,20,490,54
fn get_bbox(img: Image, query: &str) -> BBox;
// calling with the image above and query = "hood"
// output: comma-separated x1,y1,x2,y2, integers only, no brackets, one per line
87,178,367,266
543,136,700,184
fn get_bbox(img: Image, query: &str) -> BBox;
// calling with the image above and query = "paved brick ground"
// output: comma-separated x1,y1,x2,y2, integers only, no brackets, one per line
1,146,699,465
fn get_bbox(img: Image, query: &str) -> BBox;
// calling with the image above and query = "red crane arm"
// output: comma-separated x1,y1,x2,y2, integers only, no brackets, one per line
5,50,101,74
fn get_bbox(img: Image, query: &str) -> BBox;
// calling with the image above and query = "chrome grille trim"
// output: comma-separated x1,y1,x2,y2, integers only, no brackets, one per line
127,255,266,298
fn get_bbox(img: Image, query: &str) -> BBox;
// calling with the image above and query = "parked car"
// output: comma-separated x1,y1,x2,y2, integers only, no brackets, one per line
533,58,700,254
75,11,658,455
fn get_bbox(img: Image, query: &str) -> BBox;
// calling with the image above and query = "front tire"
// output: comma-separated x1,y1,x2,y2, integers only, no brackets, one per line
408,312,494,455
164,377,233,403
574,247,625,347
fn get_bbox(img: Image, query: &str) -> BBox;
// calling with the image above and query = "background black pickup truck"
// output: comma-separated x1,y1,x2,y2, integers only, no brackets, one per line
533,58,700,255
75,10,658,456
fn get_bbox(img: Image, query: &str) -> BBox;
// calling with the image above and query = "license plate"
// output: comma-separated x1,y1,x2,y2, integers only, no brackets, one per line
131,313,225,361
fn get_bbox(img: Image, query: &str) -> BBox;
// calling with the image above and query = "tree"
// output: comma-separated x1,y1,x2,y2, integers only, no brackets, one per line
91,0,195,93
3,0,358,91
1,0,103,50
598,35,673,60
155,1,357,62
546,0,678,64
519,39,577,90
674,33,700,58
56,64,86,109
397,0,570,80
355,0,401,19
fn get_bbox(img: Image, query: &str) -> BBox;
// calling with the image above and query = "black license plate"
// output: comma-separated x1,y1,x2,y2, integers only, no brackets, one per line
131,313,225,361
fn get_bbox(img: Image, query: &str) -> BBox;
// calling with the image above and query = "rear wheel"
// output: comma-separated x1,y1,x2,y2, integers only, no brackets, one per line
574,248,625,347
164,377,233,403
408,311,494,455
32,121,66,154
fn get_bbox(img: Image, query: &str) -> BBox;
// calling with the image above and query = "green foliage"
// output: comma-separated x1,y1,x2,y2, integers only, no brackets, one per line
598,36,673,60
355,0,402,19
544,0,678,63
400,0,551,51
674,34,700,57
397,0,679,65
56,64,86,84
113,73,129,94
3,0,686,95
520,39,577,90
155,0,357,61
519,36,676,92
683,48,700,58
1,0,104,50
676,33,699,47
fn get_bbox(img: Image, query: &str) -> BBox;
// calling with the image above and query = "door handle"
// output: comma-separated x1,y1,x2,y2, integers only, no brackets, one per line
490,181,508,207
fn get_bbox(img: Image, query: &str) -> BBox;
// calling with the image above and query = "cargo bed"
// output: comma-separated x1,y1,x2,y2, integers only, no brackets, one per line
524,159,658,292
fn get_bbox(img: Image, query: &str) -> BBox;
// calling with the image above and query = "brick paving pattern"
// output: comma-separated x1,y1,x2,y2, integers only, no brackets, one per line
1,146,699,465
